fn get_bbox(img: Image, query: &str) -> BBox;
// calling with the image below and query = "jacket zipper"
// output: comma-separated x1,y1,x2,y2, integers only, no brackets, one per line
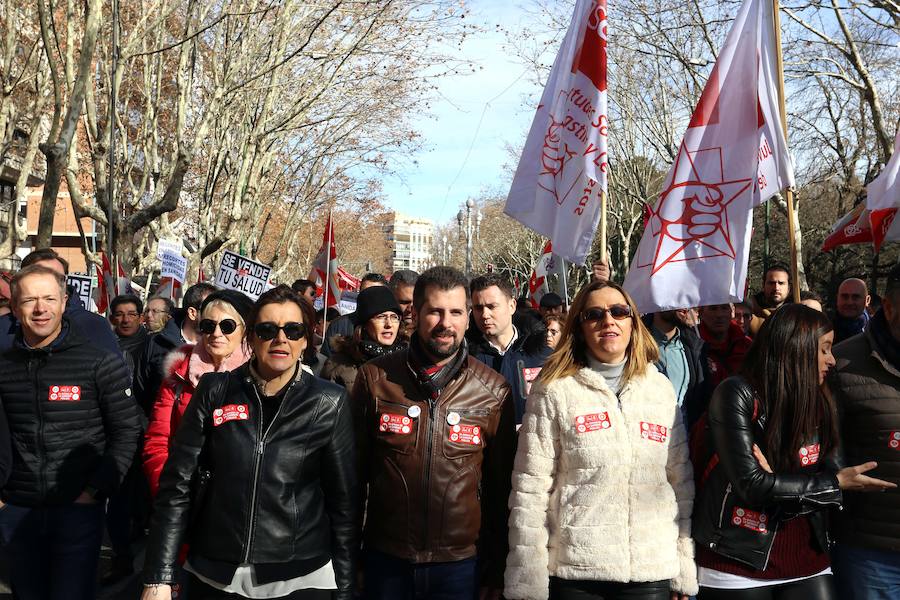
29,357,47,499
716,483,732,531
422,396,436,552
243,379,295,562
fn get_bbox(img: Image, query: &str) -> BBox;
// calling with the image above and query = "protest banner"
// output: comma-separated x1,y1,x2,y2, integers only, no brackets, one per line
66,274,93,310
214,250,272,300
160,249,188,283
156,238,183,261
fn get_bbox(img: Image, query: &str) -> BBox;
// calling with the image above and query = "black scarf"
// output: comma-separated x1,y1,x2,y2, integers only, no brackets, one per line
358,332,407,361
406,333,468,401
870,309,900,371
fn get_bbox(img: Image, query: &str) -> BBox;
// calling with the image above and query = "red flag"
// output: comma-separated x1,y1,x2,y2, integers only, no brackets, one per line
337,267,360,291
155,276,182,301
94,253,116,314
308,214,341,307
822,204,872,251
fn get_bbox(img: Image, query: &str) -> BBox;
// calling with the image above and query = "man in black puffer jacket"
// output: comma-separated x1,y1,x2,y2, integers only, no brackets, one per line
0,265,141,600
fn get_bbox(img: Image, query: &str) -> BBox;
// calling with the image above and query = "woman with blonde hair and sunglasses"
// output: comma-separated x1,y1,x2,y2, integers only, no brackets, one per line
505,280,697,600
143,289,254,497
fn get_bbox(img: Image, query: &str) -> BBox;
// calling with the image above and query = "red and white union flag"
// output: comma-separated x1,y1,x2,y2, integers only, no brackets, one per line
623,0,794,314
504,0,609,265
866,130,900,252
528,241,554,309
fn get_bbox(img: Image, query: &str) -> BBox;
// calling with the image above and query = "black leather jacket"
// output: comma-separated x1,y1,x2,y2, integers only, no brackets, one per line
693,377,843,570
142,363,358,598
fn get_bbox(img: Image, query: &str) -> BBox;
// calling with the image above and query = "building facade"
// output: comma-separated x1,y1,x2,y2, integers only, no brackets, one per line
384,212,433,274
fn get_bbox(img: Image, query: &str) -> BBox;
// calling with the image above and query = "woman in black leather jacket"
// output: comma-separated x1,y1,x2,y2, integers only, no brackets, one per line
693,304,894,600
141,285,358,600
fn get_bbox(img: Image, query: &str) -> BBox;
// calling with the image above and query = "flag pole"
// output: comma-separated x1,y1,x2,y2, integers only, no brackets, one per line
557,255,570,310
321,210,333,336
599,190,608,264
772,0,801,302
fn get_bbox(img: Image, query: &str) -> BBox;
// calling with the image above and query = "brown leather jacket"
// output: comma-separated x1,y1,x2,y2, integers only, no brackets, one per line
349,347,516,585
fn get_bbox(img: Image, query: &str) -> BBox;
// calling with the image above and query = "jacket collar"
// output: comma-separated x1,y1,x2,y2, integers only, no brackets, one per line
865,310,900,378
572,362,656,395
13,315,83,354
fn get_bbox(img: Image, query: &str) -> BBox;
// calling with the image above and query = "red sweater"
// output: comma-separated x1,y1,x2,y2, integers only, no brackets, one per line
697,514,831,579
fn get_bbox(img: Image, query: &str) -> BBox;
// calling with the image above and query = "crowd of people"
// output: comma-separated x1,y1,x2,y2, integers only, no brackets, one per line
0,246,897,600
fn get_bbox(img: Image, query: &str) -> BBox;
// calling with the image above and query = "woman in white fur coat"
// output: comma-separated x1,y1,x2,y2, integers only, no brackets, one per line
505,280,697,600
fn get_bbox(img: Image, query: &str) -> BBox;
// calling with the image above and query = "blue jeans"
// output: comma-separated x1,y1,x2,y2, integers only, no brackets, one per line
364,549,478,600
0,502,105,600
833,544,900,600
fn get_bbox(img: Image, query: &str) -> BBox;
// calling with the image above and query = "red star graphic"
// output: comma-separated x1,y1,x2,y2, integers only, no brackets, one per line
641,143,753,275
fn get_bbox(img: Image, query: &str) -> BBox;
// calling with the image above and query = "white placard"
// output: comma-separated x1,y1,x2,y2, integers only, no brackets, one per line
213,250,272,300
156,238,183,261
160,250,188,283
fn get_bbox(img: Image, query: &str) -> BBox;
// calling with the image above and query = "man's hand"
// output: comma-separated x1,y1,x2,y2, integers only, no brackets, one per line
591,258,611,283
140,585,172,600
670,593,689,600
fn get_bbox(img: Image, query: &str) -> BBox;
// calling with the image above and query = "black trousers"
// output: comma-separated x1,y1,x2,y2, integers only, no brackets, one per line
697,574,836,600
188,573,335,599
550,577,670,600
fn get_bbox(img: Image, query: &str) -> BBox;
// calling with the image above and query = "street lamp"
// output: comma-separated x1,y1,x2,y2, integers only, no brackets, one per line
441,235,453,264
456,198,481,275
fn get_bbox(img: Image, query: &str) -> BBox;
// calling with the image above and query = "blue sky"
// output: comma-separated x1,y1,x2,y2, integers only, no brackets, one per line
380,2,547,225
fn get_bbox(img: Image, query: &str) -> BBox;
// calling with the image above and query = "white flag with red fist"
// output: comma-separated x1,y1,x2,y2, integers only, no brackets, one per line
528,241,555,309
308,214,341,308
504,0,609,265
623,0,794,313
867,130,900,252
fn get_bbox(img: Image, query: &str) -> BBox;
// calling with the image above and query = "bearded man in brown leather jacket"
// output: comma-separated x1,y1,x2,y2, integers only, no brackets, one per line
350,266,516,600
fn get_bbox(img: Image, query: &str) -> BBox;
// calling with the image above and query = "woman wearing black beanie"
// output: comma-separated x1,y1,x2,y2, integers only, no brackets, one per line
320,285,407,390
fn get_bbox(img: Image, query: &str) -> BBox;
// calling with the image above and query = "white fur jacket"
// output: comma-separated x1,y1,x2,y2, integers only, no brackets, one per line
504,364,698,599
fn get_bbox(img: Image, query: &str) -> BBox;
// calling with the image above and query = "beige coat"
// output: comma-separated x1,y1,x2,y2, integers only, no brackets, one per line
504,364,698,599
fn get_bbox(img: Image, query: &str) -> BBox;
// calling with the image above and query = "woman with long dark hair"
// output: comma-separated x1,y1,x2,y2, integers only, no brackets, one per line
506,280,697,600
141,285,357,600
693,304,895,599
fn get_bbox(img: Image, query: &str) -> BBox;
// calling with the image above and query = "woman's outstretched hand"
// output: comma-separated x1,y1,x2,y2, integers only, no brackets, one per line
837,462,897,492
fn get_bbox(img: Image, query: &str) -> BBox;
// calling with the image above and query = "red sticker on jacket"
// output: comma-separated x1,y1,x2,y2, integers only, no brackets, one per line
731,507,768,533
640,421,668,443
799,443,820,465
889,432,900,450
522,367,542,395
574,412,611,434
48,385,81,402
448,424,481,445
379,413,413,435
213,404,249,426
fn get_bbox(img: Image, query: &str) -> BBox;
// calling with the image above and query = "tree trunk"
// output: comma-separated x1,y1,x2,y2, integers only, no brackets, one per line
35,0,103,248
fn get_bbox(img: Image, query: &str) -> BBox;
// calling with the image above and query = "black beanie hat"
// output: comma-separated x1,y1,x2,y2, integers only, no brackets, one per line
352,286,401,326
199,289,254,326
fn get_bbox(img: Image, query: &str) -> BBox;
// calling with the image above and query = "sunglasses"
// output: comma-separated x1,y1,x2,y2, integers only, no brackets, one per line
253,321,306,341
581,305,632,322
198,318,240,335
